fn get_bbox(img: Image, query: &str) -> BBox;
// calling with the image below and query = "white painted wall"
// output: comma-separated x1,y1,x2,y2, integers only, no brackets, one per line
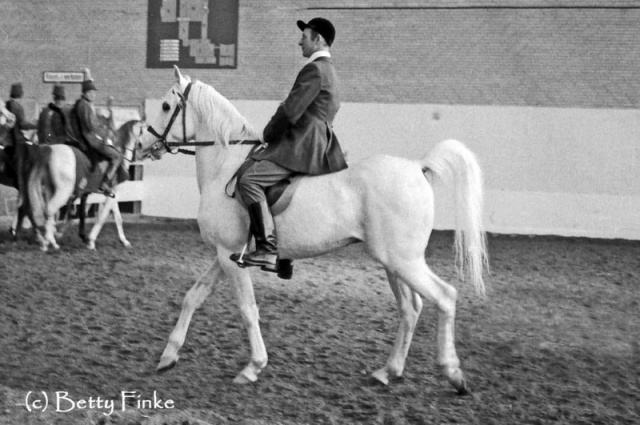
142,99,640,240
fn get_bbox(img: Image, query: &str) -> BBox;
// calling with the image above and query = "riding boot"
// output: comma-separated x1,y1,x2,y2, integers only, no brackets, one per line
233,201,278,270
99,160,119,198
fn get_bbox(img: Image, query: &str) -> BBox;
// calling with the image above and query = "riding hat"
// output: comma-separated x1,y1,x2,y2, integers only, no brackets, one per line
10,82,23,99
82,79,97,93
52,84,65,100
297,17,335,46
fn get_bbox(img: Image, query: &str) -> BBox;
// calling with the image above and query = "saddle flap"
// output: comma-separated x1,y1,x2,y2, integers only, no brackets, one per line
266,175,303,216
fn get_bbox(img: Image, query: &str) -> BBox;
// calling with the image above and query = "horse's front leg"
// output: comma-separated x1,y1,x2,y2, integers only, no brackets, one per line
218,249,268,384
86,197,129,250
157,258,225,372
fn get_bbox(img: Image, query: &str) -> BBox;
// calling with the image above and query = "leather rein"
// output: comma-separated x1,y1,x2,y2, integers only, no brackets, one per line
146,82,260,155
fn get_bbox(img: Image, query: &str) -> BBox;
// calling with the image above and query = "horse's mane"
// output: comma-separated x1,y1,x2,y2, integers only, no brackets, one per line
116,120,141,145
95,115,141,153
189,80,260,146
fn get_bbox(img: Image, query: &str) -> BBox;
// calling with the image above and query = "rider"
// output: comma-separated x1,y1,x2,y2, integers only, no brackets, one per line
37,84,69,145
66,75,122,198
4,82,38,204
231,17,348,271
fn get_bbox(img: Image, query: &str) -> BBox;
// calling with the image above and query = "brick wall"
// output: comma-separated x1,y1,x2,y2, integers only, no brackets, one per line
0,1,638,111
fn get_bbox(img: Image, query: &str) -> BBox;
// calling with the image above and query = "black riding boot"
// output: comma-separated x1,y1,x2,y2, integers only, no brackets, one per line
233,201,278,270
99,160,119,198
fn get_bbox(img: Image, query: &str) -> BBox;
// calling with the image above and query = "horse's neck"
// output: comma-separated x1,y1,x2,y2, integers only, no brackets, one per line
194,144,252,193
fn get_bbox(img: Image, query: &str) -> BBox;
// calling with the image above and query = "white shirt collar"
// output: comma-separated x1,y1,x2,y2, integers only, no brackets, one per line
305,50,331,66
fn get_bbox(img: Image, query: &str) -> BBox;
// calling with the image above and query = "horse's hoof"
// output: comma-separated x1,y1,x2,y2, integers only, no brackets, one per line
371,369,390,386
453,377,470,396
457,386,471,396
232,373,256,385
122,240,132,248
156,357,178,373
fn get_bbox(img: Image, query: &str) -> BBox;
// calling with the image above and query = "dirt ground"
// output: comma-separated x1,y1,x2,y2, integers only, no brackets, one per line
0,216,638,424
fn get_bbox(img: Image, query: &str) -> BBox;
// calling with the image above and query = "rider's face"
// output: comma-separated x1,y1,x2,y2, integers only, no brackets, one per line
85,90,97,102
298,28,319,58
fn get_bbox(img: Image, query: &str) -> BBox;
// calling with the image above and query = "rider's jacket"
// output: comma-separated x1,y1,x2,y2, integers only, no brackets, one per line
250,56,348,175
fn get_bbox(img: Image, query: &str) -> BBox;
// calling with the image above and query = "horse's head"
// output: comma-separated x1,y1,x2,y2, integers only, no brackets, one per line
139,65,198,160
117,119,146,162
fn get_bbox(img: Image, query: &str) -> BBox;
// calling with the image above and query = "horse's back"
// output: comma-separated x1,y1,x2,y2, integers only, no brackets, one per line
275,154,433,258
287,154,429,214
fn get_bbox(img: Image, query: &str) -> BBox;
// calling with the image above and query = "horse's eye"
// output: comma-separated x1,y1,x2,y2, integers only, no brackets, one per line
162,102,171,112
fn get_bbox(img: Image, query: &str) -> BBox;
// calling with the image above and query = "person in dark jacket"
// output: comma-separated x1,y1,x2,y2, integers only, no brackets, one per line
232,17,348,271
66,78,122,198
4,82,38,207
37,84,70,145
4,83,37,147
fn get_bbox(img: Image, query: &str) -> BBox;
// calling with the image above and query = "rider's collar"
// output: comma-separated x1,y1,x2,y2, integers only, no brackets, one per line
304,50,331,66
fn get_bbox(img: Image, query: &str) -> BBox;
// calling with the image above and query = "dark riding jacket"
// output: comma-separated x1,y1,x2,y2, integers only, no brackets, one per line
250,57,348,175
4,98,37,147
66,95,121,163
37,103,69,145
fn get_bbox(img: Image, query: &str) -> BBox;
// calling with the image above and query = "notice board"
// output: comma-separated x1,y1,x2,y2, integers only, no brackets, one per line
147,0,238,69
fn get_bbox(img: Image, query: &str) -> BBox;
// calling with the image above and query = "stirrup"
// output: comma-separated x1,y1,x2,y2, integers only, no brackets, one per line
242,252,277,268
230,252,247,268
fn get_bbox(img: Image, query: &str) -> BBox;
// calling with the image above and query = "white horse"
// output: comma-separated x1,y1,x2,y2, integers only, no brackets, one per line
139,66,488,394
28,119,145,251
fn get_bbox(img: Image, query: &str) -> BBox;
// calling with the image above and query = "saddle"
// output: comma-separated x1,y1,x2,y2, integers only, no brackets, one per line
266,175,303,216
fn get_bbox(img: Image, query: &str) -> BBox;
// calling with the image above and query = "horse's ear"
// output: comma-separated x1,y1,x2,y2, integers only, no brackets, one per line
174,65,190,87
174,65,183,82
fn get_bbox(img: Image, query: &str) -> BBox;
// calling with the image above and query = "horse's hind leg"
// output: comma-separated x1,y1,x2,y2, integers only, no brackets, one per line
9,206,26,239
157,258,224,373
392,259,468,395
372,270,423,385
44,185,74,250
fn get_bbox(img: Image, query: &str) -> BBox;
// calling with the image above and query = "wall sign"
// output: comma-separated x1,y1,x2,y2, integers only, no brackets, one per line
146,0,238,69
42,72,85,83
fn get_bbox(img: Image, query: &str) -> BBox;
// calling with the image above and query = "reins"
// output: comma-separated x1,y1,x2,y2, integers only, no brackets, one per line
146,82,261,156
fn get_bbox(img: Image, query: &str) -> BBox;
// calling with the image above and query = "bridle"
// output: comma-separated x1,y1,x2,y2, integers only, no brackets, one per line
146,82,194,154
146,82,260,156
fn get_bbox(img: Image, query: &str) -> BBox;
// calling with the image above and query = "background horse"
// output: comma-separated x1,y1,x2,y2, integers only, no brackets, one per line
27,116,144,251
138,66,488,394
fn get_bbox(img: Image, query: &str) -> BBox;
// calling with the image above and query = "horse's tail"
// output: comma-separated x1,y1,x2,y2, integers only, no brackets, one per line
421,139,488,297
27,147,52,228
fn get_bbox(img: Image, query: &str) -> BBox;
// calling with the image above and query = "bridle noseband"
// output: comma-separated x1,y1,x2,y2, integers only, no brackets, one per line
146,82,260,156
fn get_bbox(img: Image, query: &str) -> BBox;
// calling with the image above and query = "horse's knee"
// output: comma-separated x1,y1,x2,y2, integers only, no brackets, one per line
238,303,260,327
